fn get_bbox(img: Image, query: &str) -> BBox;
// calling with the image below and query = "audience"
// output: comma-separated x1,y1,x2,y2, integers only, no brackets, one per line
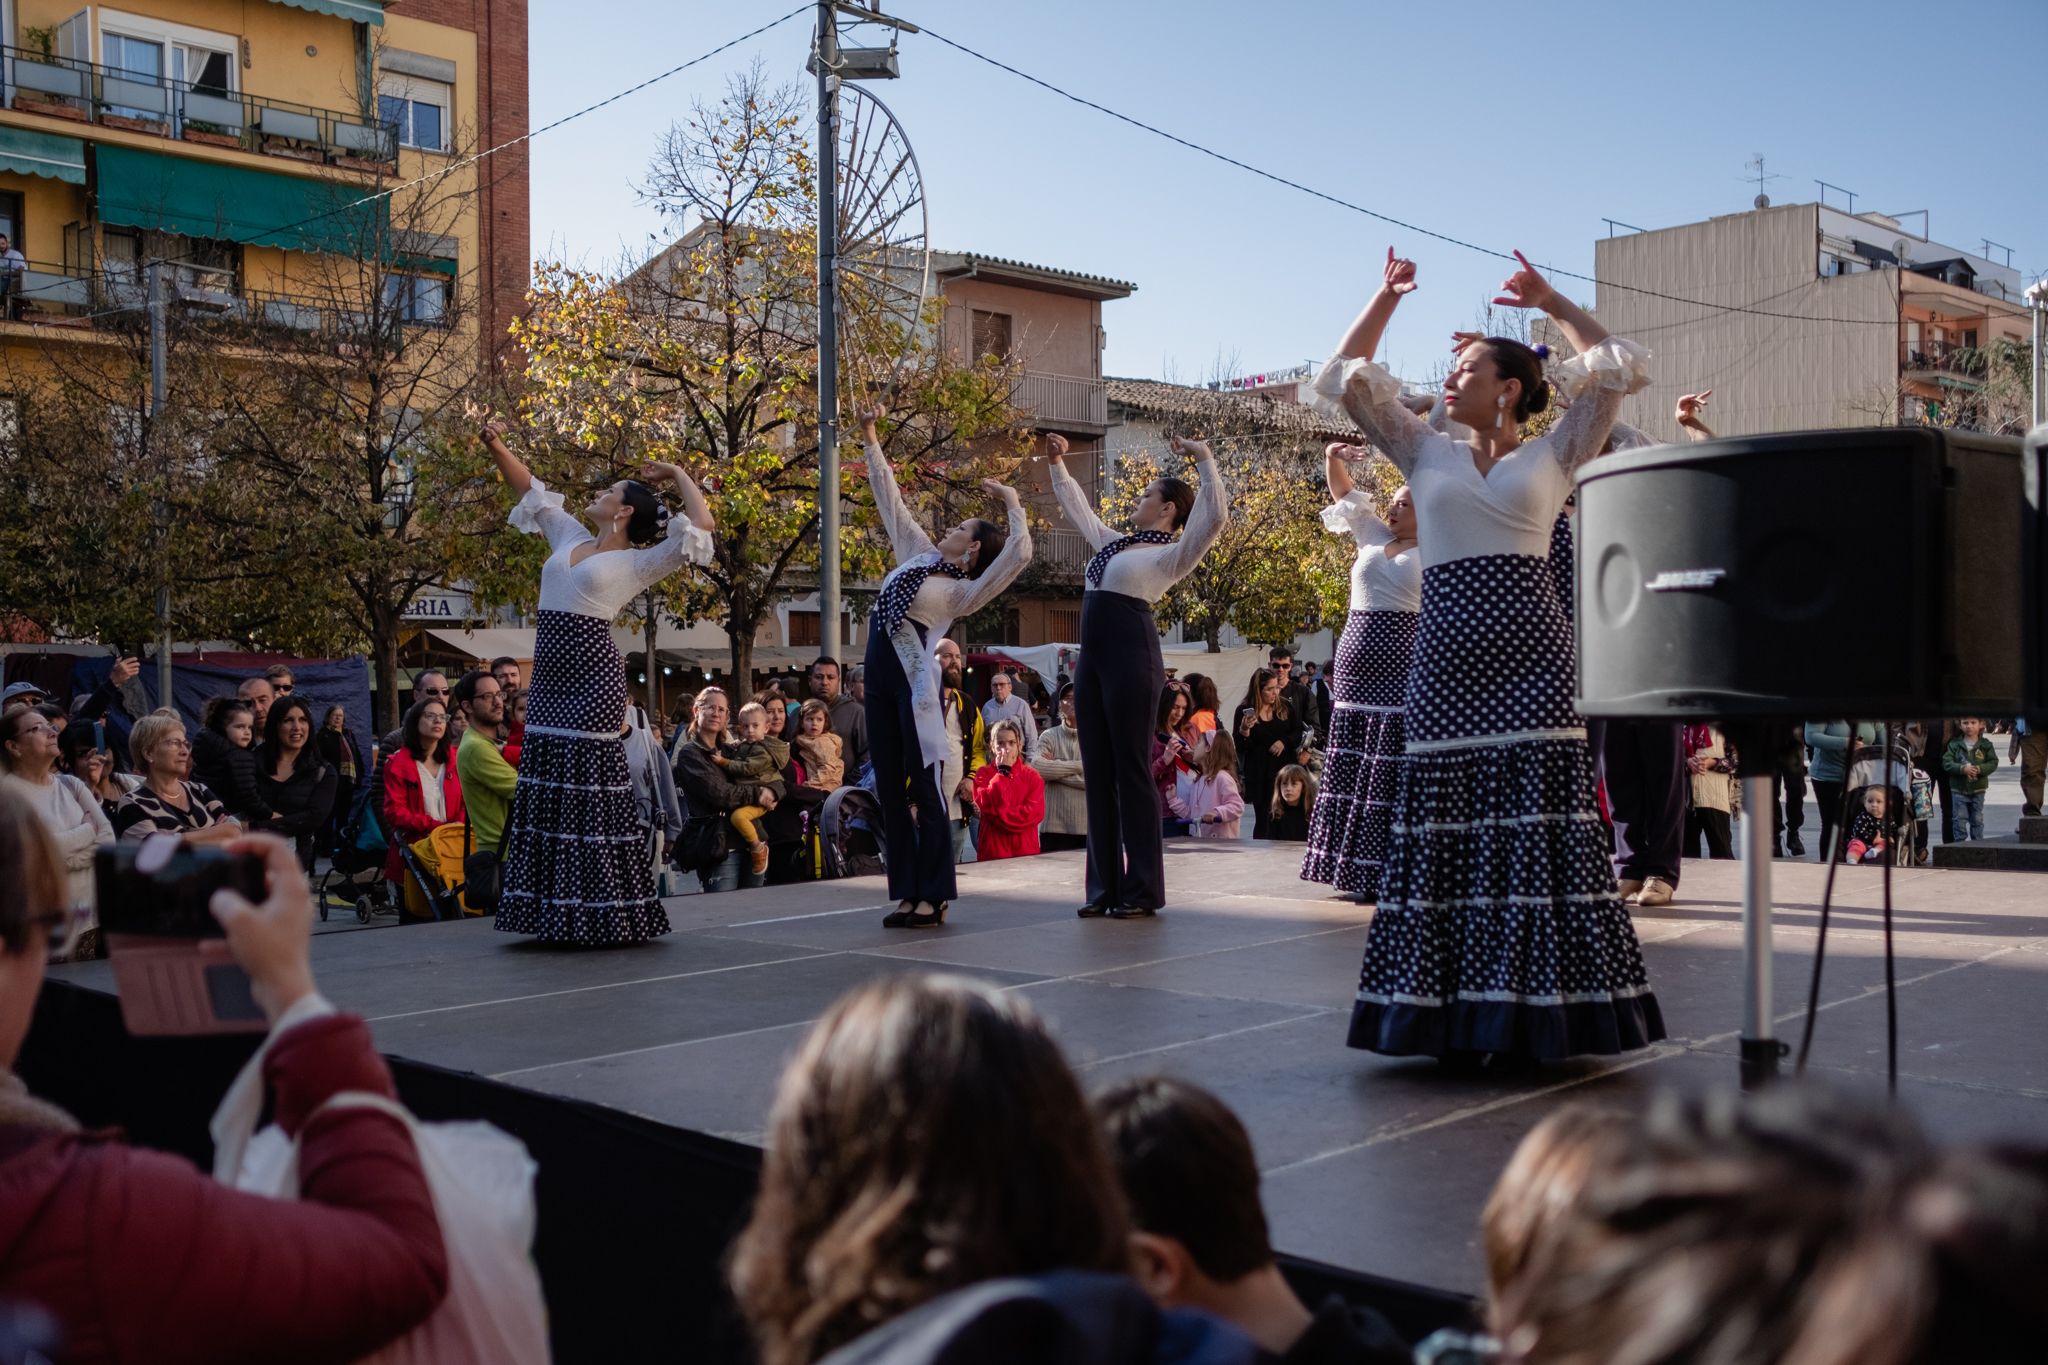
237,675,276,733
491,655,523,693
1035,682,1087,852
112,711,240,846
729,975,1250,1365
1487,1086,2048,1365
1268,764,1314,842
0,705,112,933
792,699,845,793
315,705,363,847
721,702,790,878
1943,718,1998,843
933,639,986,865
381,698,464,902
1683,723,1736,860
0,792,450,1361
1095,1076,1408,1364
1172,731,1244,840
980,670,1039,762
973,720,1044,861
809,656,867,777
503,686,528,769
58,722,137,822
674,688,771,894
193,698,268,825
452,670,517,863
253,697,337,871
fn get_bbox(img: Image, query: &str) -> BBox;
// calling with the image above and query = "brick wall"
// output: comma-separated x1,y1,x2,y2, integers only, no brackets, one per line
394,0,529,374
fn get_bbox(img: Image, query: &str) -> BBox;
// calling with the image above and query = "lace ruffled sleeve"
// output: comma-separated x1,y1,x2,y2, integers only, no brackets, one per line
1312,354,1434,477
1319,490,1391,546
1545,337,1652,476
507,477,590,551
624,512,715,596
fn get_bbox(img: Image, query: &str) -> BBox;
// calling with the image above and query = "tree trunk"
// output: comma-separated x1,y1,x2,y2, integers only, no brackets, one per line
1205,620,1221,653
372,602,403,734
727,622,755,699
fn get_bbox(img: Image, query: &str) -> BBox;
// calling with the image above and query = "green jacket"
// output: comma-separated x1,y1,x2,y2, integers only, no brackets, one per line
1941,736,1999,795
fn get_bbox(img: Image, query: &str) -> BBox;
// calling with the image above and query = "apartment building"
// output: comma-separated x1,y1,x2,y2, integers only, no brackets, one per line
1586,201,2029,440
0,0,527,382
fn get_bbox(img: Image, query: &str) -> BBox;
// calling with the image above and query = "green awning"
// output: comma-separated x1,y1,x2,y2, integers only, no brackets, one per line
395,255,458,276
0,127,87,184
94,144,389,256
267,0,385,25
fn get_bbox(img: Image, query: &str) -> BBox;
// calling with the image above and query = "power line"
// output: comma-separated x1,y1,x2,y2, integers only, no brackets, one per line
912,22,1941,331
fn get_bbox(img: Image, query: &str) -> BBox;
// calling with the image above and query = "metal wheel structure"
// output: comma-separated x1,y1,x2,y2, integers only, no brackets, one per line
832,83,930,375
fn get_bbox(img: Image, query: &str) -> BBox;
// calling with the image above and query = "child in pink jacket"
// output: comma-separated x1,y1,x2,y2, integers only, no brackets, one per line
1171,730,1244,839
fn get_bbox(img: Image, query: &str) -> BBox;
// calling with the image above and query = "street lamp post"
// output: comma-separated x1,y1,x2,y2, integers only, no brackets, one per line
2027,276,2047,430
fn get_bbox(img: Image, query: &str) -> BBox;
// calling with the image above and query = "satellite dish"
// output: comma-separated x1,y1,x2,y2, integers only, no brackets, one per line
1754,193,1771,209
1892,238,1911,261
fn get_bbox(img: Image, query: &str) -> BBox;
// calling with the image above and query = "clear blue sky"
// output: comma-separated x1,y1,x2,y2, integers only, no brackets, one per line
530,0,2048,385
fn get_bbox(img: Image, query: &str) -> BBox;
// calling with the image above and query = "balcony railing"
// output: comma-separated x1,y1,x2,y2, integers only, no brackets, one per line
2,45,397,169
2,255,390,342
1902,340,1987,379
1036,528,1091,577
1014,370,1108,429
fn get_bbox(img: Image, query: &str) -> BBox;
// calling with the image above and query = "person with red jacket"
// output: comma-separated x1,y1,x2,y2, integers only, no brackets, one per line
0,790,448,1365
381,698,465,886
974,721,1045,862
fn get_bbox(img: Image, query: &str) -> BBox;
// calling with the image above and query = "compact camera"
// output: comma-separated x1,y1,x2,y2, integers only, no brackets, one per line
95,836,268,1036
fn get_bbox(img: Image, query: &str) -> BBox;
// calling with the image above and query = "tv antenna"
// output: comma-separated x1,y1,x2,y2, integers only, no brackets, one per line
1743,154,1783,210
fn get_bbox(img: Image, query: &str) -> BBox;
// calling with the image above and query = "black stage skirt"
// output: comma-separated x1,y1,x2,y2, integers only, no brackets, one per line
496,609,670,944
1302,609,1415,900
1346,555,1664,1059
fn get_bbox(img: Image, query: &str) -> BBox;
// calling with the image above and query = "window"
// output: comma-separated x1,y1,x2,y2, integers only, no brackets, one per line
98,11,238,103
382,272,450,325
1050,606,1081,641
788,610,820,648
377,75,449,152
970,309,1011,362
0,191,23,257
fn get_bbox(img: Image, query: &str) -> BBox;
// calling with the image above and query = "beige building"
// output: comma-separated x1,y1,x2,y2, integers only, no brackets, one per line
1585,202,2030,440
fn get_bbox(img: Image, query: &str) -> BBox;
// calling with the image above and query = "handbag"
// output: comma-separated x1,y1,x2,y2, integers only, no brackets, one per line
462,803,513,912
676,815,729,872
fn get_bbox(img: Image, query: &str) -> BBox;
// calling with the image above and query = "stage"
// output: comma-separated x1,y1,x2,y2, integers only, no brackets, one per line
35,841,2048,1362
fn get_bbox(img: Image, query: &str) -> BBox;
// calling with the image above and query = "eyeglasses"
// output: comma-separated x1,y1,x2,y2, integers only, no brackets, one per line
420,686,449,698
16,721,55,738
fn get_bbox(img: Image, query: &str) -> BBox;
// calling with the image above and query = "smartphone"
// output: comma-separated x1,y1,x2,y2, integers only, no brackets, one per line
96,837,269,1036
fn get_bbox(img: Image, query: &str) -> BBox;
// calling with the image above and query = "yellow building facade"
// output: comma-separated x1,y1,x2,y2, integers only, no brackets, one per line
0,0,498,392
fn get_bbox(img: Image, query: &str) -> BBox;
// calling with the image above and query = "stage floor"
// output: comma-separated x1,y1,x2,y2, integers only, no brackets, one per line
52,842,2048,1297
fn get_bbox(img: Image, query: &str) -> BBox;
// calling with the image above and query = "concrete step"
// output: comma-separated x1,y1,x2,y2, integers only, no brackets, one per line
1931,836,2048,871
2018,814,2048,843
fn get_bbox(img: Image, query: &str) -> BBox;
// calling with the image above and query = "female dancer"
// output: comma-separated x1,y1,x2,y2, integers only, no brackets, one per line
1301,448,1419,903
1046,430,1227,919
859,405,1031,928
1319,247,1664,1060
481,420,714,944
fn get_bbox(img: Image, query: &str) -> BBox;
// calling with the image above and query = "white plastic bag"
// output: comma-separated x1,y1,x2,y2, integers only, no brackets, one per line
212,1048,552,1365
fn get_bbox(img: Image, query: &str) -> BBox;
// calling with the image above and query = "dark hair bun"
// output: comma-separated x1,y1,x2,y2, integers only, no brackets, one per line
621,479,666,548
1526,381,1552,417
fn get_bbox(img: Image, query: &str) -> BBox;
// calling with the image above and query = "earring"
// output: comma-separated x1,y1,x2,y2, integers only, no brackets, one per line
1495,394,1507,431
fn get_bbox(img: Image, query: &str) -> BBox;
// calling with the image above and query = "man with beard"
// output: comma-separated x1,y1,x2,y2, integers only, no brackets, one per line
933,638,987,864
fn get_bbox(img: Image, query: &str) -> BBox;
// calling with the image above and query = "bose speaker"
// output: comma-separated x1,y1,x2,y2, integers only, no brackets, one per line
1575,427,2026,720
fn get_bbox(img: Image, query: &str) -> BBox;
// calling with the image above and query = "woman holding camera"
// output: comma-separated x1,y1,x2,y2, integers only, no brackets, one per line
0,790,448,1363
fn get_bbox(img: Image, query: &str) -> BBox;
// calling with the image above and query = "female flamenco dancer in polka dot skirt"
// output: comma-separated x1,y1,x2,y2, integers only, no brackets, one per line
1300,447,1419,905
1315,247,1665,1061
481,418,714,944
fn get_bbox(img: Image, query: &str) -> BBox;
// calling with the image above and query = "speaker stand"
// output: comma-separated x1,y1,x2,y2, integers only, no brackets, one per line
1737,772,1787,1089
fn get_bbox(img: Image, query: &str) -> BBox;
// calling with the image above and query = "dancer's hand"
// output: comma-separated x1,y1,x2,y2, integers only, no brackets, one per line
980,478,1022,508
1491,250,1557,312
859,403,884,438
1167,434,1213,463
1045,432,1069,464
1383,247,1418,296
1326,442,1368,464
1675,390,1713,429
637,460,685,487
464,398,507,444
1450,330,1483,354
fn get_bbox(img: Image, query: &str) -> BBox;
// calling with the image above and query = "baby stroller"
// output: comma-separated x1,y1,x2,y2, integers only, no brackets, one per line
1842,737,1931,866
821,786,887,879
317,779,395,924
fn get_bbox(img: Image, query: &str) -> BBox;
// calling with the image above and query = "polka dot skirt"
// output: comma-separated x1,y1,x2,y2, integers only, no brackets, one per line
1347,554,1665,1060
495,610,671,945
1302,609,1415,899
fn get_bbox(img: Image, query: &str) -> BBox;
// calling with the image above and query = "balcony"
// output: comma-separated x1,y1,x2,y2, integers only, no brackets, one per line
1013,370,1108,432
1036,528,1091,579
3,255,398,344
1902,340,1986,384
1,45,396,170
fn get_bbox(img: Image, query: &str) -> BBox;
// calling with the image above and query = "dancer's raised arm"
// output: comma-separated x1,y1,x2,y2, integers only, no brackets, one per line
483,415,589,550
1043,432,1116,550
1491,250,1649,474
860,405,935,563
477,415,531,497
1151,436,1228,581
638,460,715,532
1676,390,1716,442
929,480,1034,621
1314,249,1438,475
1321,444,1393,547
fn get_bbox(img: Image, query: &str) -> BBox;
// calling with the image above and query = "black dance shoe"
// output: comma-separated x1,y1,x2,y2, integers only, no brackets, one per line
1106,903,1158,919
1787,834,1805,857
1076,898,1114,919
882,900,921,928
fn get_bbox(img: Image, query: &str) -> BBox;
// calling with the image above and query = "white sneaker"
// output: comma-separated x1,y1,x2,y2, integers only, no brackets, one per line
1617,878,1645,900
1629,876,1675,908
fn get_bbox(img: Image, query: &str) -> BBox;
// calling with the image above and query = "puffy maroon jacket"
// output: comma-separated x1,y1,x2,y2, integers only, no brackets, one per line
0,1013,448,1364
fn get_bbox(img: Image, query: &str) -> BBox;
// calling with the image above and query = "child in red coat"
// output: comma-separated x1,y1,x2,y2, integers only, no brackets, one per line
974,721,1044,861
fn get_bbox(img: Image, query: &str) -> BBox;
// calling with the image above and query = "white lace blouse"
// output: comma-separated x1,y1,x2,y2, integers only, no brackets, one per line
1312,338,1650,568
1048,456,1228,600
509,478,714,620
1321,491,1421,614
864,438,1033,626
